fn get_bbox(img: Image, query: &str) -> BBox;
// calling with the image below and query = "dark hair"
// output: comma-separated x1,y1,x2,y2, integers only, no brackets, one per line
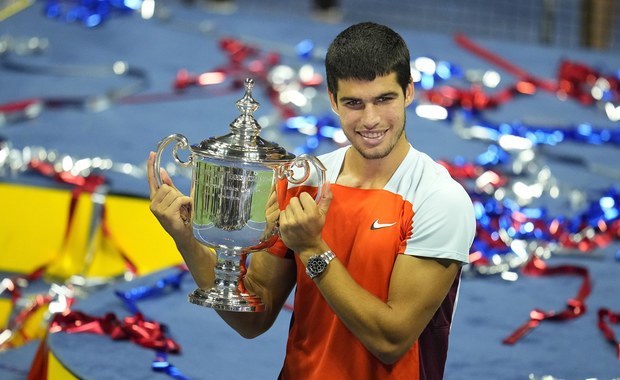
325,22,411,97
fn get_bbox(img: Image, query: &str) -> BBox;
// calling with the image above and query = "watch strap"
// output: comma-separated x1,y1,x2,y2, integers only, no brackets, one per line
306,250,336,279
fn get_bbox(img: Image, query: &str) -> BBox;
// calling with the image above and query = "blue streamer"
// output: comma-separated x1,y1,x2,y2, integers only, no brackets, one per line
114,269,191,380
153,351,191,380
44,0,139,27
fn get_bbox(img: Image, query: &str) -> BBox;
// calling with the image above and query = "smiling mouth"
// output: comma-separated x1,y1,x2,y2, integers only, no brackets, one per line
358,130,386,139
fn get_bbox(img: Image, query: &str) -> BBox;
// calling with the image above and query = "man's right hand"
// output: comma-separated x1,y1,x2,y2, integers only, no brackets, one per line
147,151,194,246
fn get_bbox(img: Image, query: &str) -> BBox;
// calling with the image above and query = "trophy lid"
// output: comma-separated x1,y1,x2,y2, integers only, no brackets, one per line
192,78,295,163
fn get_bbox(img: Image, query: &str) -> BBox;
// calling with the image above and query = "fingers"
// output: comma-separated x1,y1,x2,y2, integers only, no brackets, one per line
279,189,329,252
266,207,280,222
178,197,193,225
266,185,278,209
297,192,316,213
317,182,333,216
147,152,158,200
263,184,282,230
298,184,332,217
283,196,305,220
280,195,317,234
150,183,182,212
149,183,193,230
148,151,179,200
266,201,281,223
283,184,332,220
160,167,175,187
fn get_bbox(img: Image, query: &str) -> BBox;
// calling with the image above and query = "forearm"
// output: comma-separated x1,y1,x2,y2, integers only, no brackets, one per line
215,268,287,339
176,241,272,337
312,258,419,364
279,189,417,360
217,251,297,339
175,237,217,290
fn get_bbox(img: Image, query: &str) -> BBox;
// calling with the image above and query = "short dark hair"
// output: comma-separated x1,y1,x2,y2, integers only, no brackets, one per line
325,22,412,98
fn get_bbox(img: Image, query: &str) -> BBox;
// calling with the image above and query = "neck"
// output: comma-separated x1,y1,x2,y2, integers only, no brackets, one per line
337,138,410,189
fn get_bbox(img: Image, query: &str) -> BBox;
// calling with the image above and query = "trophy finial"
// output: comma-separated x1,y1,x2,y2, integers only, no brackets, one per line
235,78,259,118
197,76,293,161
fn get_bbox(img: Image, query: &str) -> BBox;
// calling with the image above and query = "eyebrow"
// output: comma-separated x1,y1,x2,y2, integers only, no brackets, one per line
338,91,400,103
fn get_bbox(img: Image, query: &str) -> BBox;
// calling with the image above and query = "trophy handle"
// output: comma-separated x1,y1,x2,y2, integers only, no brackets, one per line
286,154,327,203
153,133,193,188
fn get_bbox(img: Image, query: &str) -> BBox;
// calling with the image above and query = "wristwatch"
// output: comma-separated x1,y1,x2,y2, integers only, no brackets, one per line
305,250,336,279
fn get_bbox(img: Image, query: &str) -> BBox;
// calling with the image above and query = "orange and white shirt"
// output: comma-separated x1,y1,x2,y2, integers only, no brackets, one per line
269,144,476,380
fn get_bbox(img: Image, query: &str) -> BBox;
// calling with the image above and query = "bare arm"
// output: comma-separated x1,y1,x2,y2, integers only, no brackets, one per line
147,152,295,338
147,152,216,289
217,251,297,338
215,181,297,337
310,253,459,364
279,186,460,364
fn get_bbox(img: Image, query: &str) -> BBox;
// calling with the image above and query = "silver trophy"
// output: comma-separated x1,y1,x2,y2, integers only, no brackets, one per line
153,78,326,312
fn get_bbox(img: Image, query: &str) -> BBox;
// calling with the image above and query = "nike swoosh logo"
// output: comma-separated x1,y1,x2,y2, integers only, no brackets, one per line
370,220,396,230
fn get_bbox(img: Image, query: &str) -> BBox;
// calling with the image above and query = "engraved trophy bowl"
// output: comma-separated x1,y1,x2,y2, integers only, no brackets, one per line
153,78,326,312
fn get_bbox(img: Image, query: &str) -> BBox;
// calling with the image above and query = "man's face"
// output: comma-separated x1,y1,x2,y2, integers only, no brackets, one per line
329,72,414,160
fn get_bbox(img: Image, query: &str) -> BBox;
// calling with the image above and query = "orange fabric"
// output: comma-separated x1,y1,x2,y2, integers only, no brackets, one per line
271,184,421,380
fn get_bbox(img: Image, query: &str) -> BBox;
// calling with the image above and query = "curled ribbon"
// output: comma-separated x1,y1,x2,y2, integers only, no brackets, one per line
49,310,180,353
503,255,591,344
597,308,620,360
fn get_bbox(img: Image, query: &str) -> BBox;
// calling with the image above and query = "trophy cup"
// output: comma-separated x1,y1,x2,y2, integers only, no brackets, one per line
153,78,326,312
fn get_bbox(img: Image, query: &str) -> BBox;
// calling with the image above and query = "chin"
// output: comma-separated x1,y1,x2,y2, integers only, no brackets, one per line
359,146,392,160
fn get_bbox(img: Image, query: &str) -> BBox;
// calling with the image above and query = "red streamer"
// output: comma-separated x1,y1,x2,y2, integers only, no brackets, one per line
454,33,557,92
28,159,138,275
453,33,619,108
27,333,50,380
503,255,591,344
0,294,53,350
173,37,305,120
597,308,620,360
1,159,138,350
0,266,50,350
50,311,180,353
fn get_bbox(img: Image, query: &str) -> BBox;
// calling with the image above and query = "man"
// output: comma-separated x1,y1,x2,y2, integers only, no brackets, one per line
148,22,475,380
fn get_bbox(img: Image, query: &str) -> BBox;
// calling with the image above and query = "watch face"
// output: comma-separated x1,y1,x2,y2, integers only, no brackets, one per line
308,256,327,276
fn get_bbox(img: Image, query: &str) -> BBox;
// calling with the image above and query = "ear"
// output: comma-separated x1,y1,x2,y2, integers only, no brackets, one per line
328,90,339,115
404,79,414,107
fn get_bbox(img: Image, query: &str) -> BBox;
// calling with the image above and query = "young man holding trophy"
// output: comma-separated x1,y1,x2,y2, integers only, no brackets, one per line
148,22,476,380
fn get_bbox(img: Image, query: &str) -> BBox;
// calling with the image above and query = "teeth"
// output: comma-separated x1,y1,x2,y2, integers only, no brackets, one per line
360,131,385,138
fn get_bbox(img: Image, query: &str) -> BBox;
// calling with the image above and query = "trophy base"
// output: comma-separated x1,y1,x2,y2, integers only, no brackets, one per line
188,287,265,312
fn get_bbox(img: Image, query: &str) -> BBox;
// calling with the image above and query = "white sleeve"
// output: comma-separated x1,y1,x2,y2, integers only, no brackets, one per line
404,180,475,264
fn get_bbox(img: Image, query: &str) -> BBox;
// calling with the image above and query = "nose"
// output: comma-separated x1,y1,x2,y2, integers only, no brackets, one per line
361,104,380,129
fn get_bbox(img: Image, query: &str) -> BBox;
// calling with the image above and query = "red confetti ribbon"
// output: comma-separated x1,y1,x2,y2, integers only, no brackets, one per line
0,294,53,350
597,308,620,360
454,33,619,107
454,33,557,93
438,159,509,193
0,266,49,350
423,82,531,112
557,60,620,105
27,332,50,380
1,159,138,349
173,37,303,120
49,311,180,353
28,159,138,275
503,255,591,344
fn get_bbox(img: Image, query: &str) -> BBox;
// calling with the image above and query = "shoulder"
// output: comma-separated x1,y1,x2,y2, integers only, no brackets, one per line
318,145,348,165
388,146,469,206
318,146,349,182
